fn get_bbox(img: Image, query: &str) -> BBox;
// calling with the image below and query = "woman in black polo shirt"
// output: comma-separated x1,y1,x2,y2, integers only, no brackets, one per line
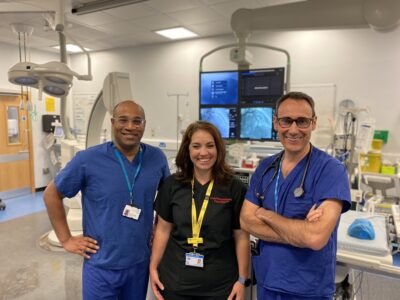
150,121,250,300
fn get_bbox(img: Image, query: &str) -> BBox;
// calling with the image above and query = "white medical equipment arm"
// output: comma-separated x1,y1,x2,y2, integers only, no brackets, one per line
199,42,291,92
231,0,400,40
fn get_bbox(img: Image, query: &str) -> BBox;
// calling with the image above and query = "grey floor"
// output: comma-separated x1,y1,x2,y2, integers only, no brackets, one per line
0,211,83,300
1,209,400,299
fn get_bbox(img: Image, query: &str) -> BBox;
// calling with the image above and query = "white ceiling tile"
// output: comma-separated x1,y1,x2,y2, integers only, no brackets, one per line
210,0,263,17
147,0,203,13
0,0,58,11
27,19,60,40
131,14,180,31
0,0,249,50
26,35,59,48
25,16,47,26
31,30,59,42
188,19,232,36
199,0,232,4
67,24,110,41
96,34,140,48
103,2,159,20
68,11,120,26
169,6,223,25
129,31,167,44
257,0,307,7
76,39,111,51
95,21,146,35
0,12,43,26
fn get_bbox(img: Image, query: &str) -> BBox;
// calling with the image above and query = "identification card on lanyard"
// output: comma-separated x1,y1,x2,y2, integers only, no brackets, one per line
114,144,143,220
185,178,214,268
122,204,141,220
185,252,204,268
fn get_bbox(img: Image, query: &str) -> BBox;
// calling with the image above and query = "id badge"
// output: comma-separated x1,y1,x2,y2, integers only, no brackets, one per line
122,204,141,220
185,252,204,268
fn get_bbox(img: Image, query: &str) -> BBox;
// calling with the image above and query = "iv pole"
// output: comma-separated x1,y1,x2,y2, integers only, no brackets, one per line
167,92,189,151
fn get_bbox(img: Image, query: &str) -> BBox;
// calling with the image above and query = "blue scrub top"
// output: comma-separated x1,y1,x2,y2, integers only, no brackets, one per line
246,146,351,298
55,142,170,269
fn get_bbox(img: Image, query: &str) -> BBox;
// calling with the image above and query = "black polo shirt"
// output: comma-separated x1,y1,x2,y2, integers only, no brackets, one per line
155,174,247,296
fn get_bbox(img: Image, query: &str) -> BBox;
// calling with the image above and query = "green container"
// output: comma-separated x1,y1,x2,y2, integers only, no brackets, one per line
374,130,389,144
381,165,396,175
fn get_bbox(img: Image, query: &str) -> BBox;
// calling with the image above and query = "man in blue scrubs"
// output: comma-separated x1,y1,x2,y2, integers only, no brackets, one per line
44,100,170,300
241,92,351,299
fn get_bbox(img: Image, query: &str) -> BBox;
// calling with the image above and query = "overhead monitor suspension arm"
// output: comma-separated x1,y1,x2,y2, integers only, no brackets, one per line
199,43,291,93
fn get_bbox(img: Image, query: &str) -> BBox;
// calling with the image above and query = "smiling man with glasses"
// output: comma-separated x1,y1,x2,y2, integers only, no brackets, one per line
240,91,351,300
273,92,317,156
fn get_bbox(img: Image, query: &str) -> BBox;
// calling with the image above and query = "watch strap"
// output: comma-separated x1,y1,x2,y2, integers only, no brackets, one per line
238,276,251,287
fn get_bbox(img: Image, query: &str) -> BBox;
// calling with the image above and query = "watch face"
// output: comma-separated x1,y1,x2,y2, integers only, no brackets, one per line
244,278,251,287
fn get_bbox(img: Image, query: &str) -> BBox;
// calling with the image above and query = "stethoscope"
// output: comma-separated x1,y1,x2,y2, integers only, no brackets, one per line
255,144,313,201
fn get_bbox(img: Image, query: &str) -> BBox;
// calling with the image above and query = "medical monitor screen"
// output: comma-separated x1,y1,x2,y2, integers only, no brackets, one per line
200,107,237,139
239,107,278,140
199,67,284,141
200,71,238,105
239,68,284,105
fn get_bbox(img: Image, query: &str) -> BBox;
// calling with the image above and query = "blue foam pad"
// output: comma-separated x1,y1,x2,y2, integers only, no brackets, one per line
347,218,376,240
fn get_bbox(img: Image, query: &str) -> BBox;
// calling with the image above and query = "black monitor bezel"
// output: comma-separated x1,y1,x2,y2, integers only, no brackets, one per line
199,67,284,141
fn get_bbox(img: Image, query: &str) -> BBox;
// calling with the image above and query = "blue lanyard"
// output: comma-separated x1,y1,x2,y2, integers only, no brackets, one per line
274,158,282,212
113,144,143,205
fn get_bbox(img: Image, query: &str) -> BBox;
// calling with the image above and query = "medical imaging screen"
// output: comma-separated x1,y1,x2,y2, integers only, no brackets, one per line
239,68,284,105
200,107,237,139
240,107,276,140
200,71,238,105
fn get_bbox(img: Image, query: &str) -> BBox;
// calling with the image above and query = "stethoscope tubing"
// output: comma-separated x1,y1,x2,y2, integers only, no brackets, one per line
255,144,313,204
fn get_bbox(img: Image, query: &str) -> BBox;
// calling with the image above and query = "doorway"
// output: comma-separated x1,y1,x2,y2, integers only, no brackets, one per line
0,93,35,199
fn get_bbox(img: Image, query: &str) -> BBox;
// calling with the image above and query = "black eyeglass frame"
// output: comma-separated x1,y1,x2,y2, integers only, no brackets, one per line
276,117,315,128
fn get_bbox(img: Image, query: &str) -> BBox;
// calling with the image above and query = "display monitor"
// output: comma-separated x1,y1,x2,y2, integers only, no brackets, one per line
200,71,238,105
239,107,278,140
200,107,238,139
239,68,285,105
199,67,284,141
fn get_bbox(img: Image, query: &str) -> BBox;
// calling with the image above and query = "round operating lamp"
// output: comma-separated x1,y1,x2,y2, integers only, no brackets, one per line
8,61,75,97
14,76,38,85
363,0,400,32
45,76,70,84
8,62,39,86
43,85,67,96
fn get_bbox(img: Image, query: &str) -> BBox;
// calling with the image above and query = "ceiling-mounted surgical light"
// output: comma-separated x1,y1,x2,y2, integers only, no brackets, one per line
8,61,78,97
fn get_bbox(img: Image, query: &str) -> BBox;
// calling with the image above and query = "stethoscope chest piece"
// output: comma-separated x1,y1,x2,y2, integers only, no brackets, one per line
293,187,304,198
255,144,313,201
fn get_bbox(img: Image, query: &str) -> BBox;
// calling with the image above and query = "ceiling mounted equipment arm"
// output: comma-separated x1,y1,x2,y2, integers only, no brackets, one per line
199,43,291,92
231,0,400,42
6,0,94,140
61,31,92,81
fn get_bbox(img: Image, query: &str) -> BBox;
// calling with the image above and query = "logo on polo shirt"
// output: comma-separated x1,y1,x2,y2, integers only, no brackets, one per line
211,197,232,204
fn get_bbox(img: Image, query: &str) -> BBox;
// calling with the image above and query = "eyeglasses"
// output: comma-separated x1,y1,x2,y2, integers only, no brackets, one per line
277,117,314,128
114,117,145,127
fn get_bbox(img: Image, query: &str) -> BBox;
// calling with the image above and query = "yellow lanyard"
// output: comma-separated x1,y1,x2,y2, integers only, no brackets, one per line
187,178,214,249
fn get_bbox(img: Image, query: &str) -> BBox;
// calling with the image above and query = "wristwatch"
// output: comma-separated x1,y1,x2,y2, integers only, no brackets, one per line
238,276,251,287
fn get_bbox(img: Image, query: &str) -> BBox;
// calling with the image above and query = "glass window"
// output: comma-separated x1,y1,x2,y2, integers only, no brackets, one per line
7,106,20,144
